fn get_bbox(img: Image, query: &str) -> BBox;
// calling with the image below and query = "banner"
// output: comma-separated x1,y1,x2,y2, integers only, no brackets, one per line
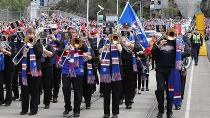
118,2,149,48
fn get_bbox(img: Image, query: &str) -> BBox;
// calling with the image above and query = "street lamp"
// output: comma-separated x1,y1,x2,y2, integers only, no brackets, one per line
87,0,89,30
97,5,104,26
132,0,142,19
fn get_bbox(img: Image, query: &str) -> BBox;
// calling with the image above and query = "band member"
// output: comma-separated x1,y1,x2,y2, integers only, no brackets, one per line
51,28,62,103
19,28,43,115
60,28,88,117
175,33,191,110
2,34,16,106
41,37,54,109
99,34,122,118
88,31,100,94
0,38,6,105
152,28,182,118
120,23,144,109
190,29,203,65
12,36,23,101
83,40,95,109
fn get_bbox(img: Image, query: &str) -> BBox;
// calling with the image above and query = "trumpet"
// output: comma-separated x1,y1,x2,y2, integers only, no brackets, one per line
71,37,83,49
58,37,84,67
155,28,177,46
108,34,120,45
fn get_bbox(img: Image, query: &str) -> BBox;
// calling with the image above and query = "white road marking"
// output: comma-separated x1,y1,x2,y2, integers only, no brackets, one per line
185,63,194,118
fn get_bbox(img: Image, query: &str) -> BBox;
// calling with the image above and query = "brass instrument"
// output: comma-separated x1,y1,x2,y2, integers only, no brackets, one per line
0,35,11,51
12,31,41,65
70,37,83,49
155,28,177,47
58,37,84,67
108,34,120,45
166,28,177,40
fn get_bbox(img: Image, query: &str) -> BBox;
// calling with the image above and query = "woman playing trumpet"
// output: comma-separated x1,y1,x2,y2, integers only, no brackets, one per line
59,27,90,118
98,25,122,118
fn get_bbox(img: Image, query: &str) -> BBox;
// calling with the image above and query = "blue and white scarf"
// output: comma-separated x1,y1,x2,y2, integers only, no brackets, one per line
22,46,39,86
87,48,95,84
100,38,121,83
0,52,5,71
168,36,184,105
129,34,138,72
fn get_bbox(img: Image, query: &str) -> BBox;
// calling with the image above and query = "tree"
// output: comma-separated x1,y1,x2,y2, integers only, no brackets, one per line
0,0,30,11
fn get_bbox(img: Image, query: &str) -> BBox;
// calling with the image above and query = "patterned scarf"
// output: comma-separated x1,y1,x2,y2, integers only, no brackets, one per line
22,46,39,86
100,38,121,83
62,46,84,77
0,52,5,71
87,48,95,84
129,34,138,72
168,36,184,105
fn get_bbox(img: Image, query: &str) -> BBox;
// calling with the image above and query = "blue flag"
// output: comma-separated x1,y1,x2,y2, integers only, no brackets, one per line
118,2,149,48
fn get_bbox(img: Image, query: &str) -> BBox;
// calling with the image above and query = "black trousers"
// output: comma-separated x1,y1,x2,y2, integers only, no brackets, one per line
141,74,149,89
52,64,61,99
121,69,137,106
21,75,40,113
137,73,141,90
12,65,21,98
0,71,4,102
180,71,187,100
155,66,173,114
4,69,14,103
101,81,121,115
83,77,94,106
62,74,83,114
42,66,53,106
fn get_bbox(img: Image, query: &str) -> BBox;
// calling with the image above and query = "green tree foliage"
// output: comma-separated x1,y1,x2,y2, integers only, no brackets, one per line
0,0,30,11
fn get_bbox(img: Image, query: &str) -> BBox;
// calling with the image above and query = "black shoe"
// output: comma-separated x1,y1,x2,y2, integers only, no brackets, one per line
103,114,110,118
29,111,37,115
195,63,198,66
13,96,19,100
138,89,141,94
86,103,91,109
52,98,58,103
0,101,4,105
141,88,145,91
126,105,132,109
119,100,123,105
157,112,163,118
20,111,27,115
112,115,118,118
4,102,11,106
63,110,70,117
73,113,80,117
44,105,50,109
167,113,174,118
100,93,103,97
146,88,149,91
175,105,181,110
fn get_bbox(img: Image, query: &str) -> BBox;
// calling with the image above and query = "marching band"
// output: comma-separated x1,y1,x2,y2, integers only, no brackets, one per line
0,12,195,118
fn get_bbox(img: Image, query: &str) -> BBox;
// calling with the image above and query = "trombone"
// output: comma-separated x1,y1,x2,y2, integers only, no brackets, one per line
12,32,41,65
